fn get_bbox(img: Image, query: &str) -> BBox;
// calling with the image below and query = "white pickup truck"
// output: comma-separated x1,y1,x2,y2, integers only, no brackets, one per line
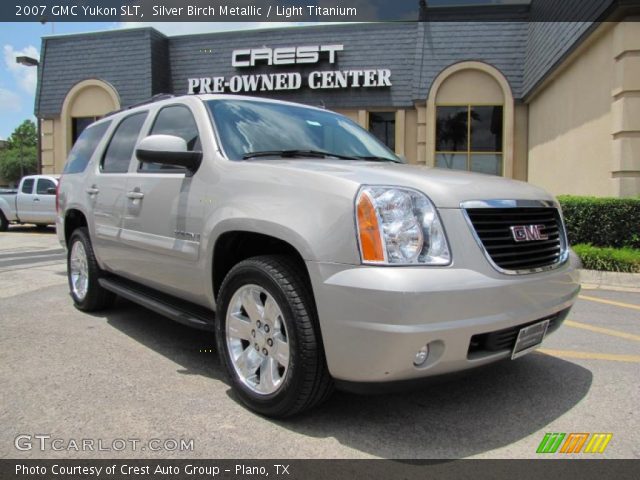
0,175,59,230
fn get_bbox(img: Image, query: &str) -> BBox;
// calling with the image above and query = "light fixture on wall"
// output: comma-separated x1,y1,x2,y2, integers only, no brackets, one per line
16,56,39,67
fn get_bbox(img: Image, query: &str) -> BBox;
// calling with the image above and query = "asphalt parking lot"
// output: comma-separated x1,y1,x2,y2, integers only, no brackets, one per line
1,226,638,459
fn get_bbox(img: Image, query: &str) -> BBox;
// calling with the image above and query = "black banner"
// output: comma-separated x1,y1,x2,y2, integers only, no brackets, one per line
2,460,640,480
2,0,639,23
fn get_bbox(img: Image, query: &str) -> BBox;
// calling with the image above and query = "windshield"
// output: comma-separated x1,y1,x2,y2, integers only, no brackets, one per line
206,99,401,162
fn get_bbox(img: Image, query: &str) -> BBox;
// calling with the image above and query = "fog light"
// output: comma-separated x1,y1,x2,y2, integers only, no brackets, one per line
413,345,430,366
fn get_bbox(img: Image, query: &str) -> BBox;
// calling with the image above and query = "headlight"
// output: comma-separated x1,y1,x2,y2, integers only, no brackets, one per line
355,186,451,265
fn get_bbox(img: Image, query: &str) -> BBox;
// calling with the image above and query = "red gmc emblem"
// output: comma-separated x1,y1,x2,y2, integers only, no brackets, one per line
510,225,548,242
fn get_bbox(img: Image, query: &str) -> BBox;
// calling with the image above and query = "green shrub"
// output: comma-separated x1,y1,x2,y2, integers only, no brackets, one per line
558,195,640,249
572,244,640,273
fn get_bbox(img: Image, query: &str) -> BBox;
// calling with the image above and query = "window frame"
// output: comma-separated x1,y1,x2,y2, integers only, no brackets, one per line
435,103,504,175
99,111,149,175
136,103,202,175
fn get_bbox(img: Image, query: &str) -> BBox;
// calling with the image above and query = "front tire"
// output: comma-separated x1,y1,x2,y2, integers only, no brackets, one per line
0,211,8,231
67,227,114,311
216,255,333,417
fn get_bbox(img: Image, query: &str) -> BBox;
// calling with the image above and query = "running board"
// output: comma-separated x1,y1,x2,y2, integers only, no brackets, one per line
98,277,214,331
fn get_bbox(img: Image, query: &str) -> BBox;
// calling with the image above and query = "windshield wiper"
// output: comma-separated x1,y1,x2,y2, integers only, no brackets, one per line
352,155,402,164
242,149,356,160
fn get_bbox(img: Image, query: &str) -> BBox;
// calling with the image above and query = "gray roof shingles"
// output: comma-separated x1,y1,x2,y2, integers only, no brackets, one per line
36,11,607,116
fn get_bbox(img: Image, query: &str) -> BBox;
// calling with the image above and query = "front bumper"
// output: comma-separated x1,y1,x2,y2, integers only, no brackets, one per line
307,252,580,383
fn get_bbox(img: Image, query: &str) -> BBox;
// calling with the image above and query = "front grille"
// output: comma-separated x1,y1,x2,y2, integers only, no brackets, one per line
467,308,570,358
465,207,566,272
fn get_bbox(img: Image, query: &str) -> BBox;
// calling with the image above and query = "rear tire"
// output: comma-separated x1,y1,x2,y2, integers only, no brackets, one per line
0,211,8,231
216,255,333,418
67,227,115,311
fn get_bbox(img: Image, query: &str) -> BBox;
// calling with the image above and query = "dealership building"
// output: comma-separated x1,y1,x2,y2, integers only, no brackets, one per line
33,5,640,197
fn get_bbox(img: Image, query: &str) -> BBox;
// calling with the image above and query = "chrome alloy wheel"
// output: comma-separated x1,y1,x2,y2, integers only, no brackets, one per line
69,240,89,301
226,285,290,395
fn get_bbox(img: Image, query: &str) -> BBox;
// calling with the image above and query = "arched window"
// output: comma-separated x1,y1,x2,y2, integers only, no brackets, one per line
426,62,514,177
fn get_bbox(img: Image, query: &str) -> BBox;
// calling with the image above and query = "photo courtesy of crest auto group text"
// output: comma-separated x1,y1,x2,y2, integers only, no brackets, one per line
1,0,639,479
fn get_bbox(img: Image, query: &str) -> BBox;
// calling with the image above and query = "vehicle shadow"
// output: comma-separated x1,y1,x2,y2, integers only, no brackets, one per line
285,355,592,458
5,225,56,234
100,298,592,459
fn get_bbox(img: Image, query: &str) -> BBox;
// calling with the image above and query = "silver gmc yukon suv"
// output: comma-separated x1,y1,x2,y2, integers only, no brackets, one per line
57,94,580,417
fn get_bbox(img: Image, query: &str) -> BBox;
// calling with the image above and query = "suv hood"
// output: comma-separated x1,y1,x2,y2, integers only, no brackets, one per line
250,159,556,208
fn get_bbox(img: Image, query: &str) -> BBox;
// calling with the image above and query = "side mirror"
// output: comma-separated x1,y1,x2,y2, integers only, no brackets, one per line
135,135,202,176
46,187,57,195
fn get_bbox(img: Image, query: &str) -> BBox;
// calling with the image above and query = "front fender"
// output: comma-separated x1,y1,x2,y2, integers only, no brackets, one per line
207,218,316,263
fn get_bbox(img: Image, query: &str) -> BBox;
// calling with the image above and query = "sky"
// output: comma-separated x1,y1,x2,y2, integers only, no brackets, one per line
0,21,312,140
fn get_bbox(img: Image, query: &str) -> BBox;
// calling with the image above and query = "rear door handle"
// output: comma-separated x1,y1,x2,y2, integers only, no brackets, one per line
126,191,144,200
33,198,40,202
86,186,99,195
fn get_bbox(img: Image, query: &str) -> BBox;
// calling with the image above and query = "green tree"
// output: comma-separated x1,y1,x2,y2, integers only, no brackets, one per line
0,120,38,185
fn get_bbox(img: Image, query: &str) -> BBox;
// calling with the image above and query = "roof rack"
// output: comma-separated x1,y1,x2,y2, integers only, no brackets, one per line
104,93,177,118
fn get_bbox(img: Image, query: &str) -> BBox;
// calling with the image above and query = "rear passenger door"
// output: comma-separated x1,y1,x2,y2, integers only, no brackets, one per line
120,104,204,299
90,111,148,274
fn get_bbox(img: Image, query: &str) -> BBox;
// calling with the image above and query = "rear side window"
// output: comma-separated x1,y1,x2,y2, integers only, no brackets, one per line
63,121,111,174
102,112,148,174
21,179,34,194
36,178,56,195
139,105,200,172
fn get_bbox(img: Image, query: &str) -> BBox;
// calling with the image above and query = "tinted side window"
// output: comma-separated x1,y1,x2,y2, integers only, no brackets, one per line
140,105,200,172
21,179,34,194
36,178,56,195
102,112,148,174
63,121,111,174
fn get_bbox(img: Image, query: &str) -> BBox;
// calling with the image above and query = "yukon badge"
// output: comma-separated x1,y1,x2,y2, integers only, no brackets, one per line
175,230,201,242
510,224,548,242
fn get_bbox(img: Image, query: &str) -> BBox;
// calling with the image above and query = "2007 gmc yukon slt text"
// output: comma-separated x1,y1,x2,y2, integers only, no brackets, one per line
56,95,580,417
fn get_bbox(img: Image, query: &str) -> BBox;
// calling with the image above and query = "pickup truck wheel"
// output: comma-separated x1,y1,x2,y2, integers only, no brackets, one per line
67,227,114,311
0,211,8,231
216,255,333,418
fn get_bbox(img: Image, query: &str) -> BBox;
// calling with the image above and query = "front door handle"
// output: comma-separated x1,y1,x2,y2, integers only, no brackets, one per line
127,191,144,200
33,198,40,202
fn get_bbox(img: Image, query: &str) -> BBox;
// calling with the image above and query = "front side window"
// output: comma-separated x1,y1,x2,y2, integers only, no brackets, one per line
36,178,56,195
101,112,148,174
435,105,503,175
206,99,400,162
139,105,200,172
